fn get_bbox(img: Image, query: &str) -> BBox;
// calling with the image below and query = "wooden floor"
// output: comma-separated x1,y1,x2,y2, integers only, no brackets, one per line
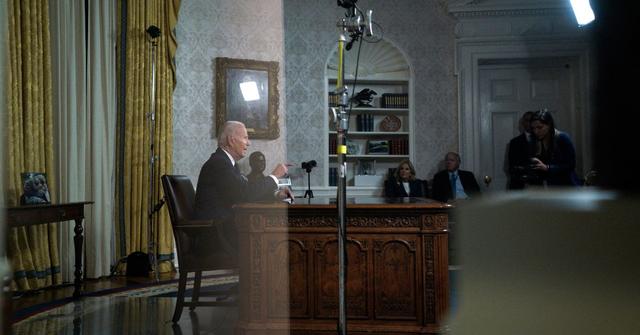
11,271,239,335
11,272,174,312
10,237,459,335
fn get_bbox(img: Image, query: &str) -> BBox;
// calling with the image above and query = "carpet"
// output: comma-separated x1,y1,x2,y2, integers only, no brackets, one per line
86,274,238,298
12,274,238,324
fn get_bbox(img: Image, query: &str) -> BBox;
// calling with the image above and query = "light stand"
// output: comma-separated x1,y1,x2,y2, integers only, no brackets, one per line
146,25,161,283
329,2,373,334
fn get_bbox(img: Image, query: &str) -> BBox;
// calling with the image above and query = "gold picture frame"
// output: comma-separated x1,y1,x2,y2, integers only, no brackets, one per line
215,57,280,139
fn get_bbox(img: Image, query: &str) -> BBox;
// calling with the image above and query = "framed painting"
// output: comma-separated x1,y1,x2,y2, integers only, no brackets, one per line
20,172,51,205
215,57,280,139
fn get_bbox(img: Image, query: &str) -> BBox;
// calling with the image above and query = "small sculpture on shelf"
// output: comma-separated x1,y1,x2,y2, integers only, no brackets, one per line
352,88,377,107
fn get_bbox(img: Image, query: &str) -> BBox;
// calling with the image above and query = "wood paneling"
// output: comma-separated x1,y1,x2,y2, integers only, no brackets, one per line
235,197,451,335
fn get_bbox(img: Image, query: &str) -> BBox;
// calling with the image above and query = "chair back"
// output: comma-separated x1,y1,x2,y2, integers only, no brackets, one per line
161,175,195,225
160,177,237,323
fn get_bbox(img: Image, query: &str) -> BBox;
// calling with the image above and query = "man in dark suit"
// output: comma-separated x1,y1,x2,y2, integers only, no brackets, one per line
193,121,292,250
507,111,535,189
432,152,481,203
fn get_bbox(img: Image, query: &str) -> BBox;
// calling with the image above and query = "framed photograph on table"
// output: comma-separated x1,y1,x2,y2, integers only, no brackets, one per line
367,140,390,154
20,172,51,205
215,57,280,139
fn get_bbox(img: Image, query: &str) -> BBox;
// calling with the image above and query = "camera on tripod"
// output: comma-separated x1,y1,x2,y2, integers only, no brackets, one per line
301,160,317,198
302,160,317,173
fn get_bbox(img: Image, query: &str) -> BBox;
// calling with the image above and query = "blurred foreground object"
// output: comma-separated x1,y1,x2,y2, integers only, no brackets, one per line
450,190,640,335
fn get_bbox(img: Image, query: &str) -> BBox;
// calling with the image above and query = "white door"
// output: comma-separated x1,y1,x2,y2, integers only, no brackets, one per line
478,58,577,192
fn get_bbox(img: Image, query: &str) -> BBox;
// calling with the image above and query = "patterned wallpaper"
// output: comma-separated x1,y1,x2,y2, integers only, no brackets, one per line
284,0,457,187
173,0,286,182
174,0,457,186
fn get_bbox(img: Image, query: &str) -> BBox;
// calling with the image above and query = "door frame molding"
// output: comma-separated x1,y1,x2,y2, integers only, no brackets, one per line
455,39,593,177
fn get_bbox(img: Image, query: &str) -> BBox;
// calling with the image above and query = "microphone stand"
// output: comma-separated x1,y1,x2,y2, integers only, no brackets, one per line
330,5,373,334
330,14,351,335
146,27,161,283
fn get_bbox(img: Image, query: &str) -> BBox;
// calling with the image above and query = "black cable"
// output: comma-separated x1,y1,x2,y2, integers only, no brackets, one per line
344,31,364,137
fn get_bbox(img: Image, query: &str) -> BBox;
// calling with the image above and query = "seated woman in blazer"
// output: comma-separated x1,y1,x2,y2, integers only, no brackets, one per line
384,159,427,197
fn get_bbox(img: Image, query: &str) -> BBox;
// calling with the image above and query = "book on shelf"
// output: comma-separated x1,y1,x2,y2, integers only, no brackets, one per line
388,138,409,155
328,92,341,107
329,137,337,154
355,114,374,132
381,93,409,108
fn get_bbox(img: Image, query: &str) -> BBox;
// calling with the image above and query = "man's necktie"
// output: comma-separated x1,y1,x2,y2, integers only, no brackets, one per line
234,164,248,182
450,173,457,199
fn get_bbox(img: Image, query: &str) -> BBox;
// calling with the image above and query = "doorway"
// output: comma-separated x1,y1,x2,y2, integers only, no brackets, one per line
477,58,578,192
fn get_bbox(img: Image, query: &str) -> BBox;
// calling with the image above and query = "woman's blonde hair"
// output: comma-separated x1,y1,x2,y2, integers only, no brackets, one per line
393,159,416,182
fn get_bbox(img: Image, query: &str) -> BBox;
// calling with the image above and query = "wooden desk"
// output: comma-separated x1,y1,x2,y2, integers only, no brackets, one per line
234,197,451,335
7,201,93,298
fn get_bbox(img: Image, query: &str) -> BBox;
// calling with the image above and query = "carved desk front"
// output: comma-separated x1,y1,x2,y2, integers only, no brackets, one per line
234,197,451,335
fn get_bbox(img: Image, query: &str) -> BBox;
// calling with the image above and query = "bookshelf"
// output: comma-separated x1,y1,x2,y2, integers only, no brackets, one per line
325,39,412,192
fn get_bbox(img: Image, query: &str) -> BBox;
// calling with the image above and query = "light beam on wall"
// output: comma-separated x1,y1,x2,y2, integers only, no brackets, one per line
570,0,595,26
240,81,260,101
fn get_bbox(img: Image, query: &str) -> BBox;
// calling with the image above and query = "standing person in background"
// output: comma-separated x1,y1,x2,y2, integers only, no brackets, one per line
506,111,535,189
432,152,481,203
528,110,580,186
384,159,428,197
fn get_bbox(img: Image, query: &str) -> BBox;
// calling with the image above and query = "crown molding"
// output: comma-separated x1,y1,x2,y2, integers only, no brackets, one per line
448,0,570,18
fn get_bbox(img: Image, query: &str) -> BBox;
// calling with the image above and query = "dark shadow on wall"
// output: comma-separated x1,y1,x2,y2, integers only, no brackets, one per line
592,1,640,193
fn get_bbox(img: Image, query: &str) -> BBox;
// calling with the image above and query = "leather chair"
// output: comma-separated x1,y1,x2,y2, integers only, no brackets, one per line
161,175,238,323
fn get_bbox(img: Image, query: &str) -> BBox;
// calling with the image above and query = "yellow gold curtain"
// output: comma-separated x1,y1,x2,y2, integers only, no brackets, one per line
116,0,180,273
7,0,61,290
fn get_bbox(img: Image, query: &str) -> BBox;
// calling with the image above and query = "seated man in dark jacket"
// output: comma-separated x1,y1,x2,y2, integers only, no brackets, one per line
432,152,481,203
193,121,292,250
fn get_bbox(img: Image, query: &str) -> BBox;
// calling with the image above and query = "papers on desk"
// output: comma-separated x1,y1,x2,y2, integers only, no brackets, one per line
282,197,294,204
277,177,292,188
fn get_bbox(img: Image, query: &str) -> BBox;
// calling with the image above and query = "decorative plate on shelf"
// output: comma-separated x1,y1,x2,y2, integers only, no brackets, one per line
380,115,401,132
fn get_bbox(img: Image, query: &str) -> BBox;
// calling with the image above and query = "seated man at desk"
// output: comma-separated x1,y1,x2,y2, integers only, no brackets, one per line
193,121,292,250
432,151,481,203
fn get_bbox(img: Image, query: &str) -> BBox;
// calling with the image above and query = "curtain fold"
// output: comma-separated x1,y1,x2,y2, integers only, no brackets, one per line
49,0,116,280
1,0,9,294
49,0,87,283
7,0,61,290
116,0,180,273
85,0,117,279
